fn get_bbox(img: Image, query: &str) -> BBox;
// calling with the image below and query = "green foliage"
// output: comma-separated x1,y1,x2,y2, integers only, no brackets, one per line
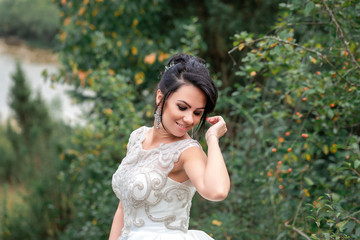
222,0,360,239
51,1,282,239
307,193,359,239
50,0,360,239
7,61,53,180
0,62,73,239
58,69,143,239
0,0,60,47
0,126,16,182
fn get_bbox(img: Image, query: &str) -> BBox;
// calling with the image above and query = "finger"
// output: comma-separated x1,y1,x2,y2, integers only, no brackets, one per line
206,116,221,124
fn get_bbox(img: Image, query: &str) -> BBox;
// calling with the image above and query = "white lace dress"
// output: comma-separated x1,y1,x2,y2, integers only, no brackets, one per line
112,126,214,240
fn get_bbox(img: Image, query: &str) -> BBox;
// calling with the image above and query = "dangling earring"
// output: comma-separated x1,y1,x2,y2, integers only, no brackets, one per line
154,107,161,129
191,129,194,138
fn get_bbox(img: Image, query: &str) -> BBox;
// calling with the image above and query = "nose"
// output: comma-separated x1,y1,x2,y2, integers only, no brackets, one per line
183,112,194,125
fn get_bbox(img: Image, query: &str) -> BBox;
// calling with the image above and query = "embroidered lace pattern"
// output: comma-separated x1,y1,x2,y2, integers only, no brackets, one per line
112,126,202,237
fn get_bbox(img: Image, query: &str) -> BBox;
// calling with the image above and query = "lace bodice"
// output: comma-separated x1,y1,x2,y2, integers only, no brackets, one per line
112,126,204,239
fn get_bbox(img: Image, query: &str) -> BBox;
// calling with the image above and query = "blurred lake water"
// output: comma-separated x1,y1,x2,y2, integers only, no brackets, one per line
0,39,83,125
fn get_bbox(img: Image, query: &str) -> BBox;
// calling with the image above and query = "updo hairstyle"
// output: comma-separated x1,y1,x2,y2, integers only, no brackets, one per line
156,53,218,135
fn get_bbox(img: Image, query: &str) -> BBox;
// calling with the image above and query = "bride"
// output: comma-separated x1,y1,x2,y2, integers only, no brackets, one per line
110,53,230,240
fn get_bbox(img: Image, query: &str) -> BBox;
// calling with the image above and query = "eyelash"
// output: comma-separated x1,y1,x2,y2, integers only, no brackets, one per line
177,105,202,116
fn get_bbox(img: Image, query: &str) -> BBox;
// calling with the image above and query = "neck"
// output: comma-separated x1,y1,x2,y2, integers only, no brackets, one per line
151,124,187,143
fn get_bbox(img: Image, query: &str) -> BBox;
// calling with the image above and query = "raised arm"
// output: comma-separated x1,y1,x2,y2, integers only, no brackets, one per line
109,201,124,240
182,116,230,201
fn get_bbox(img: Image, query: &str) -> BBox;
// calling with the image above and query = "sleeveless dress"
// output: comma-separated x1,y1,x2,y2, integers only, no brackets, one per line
112,126,215,240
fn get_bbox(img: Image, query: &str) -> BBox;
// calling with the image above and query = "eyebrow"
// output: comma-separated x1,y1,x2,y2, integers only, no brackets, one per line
177,100,205,110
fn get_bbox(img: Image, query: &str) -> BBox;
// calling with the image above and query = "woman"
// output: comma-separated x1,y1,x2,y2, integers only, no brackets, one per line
110,53,230,240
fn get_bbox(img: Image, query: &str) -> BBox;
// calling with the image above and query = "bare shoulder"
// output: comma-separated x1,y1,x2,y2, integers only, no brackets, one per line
179,144,207,164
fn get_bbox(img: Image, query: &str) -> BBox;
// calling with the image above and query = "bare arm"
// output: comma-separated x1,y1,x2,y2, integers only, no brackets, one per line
183,116,230,201
109,201,124,240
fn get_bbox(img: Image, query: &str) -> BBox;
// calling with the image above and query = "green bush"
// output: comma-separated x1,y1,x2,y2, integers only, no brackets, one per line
0,62,74,239
0,126,16,183
0,0,60,47
51,1,282,239
218,1,360,239
51,0,360,239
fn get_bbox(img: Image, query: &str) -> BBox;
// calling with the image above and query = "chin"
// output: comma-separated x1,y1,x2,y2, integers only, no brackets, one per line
172,131,187,138
174,123,189,136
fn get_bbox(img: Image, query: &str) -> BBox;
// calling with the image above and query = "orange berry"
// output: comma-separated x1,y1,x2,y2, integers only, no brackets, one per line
296,112,300,116
272,148,277,152
301,133,308,138
302,97,307,101
278,161,282,165
304,87,308,91
316,116,319,120
344,50,348,56
288,168,292,173
279,185,284,190
316,71,320,75
285,132,290,136
330,103,335,108
331,73,336,78
288,148,292,152
346,155,350,159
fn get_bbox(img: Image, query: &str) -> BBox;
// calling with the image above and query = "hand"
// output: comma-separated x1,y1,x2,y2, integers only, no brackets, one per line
205,116,227,142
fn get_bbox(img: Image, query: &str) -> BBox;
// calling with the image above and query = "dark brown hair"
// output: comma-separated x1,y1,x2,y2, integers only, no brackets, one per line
156,53,218,136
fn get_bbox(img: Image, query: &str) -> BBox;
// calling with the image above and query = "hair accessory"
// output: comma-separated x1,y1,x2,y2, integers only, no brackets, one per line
154,107,161,129
164,62,175,72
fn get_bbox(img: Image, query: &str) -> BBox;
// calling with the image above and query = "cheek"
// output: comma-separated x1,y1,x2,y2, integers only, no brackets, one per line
162,104,179,121
194,115,202,125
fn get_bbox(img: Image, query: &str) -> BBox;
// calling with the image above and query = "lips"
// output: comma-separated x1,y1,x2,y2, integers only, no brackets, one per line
176,122,189,131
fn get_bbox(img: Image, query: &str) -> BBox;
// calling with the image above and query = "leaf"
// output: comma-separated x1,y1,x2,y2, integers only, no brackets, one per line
336,220,348,232
344,221,356,234
304,177,314,186
309,56,317,64
276,231,287,240
354,159,360,169
323,233,330,240
304,1,315,16
323,145,329,155
42,69,48,80
306,216,316,221
356,226,360,237
327,109,334,119
238,43,245,51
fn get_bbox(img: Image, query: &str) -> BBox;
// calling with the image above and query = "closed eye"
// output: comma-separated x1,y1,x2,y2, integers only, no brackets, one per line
178,105,186,111
178,104,203,116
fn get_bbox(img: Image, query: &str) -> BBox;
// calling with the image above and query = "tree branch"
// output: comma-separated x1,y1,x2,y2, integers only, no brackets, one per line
350,168,360,178
284,221,312,240
320,0,360,73
228,36,360,87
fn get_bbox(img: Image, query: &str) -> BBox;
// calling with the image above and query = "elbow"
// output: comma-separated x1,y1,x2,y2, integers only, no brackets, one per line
207,187,230,201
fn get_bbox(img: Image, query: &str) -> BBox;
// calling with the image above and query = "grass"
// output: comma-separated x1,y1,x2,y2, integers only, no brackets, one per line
0,183,28,227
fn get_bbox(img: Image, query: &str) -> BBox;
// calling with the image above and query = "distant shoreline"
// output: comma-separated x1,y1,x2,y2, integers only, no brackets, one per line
0,42,84,126
0,37,59,65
